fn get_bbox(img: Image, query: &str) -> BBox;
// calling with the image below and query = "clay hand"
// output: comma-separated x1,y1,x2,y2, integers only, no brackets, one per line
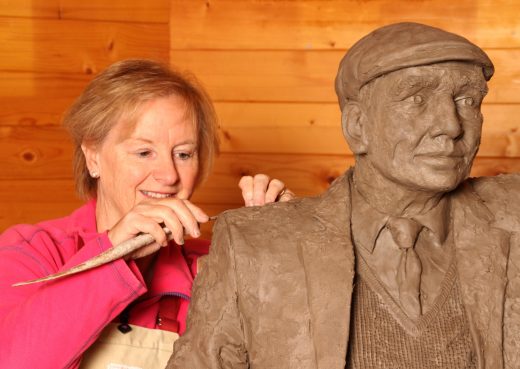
238,174,295,207
107,198,209,260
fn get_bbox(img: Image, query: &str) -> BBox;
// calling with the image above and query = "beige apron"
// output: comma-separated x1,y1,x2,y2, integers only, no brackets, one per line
80,323,178,369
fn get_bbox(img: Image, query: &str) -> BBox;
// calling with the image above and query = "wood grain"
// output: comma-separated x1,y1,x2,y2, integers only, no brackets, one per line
0,125,74,179
0,71,91,99
0,0,169,23
170,49,520,104
1,18,169,74
171,0,520,50
0,179,81,230
0,95,75,126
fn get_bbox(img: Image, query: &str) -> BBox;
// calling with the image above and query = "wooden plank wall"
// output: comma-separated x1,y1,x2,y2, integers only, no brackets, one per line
172,0,520,236
1,0,519,238
0,0,170,230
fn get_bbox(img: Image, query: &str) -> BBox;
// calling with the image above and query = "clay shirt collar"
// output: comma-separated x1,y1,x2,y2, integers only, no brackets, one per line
350,184,449,253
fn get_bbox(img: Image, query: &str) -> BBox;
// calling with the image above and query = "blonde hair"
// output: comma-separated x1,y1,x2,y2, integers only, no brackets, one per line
63,59,220,199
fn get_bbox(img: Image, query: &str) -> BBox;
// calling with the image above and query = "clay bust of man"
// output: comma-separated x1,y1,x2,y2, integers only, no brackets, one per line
167,23,520,369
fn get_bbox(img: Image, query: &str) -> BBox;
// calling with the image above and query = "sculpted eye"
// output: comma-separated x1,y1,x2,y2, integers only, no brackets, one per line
405,94,424,104
455,96,475,107
412,95,423,104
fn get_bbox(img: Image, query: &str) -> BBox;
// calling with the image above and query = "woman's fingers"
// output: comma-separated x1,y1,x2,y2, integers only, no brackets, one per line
107,198,210,260
137,199,208,241
264,178,285,203
156,199,200,242
108,213,169,248
239,174,271,206
183,200,210,224
239,174,294,206
159,210,185,246
238,175,254,206
252,174,270,206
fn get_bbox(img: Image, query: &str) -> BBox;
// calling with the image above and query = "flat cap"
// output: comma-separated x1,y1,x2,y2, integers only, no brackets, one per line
335,22,494,109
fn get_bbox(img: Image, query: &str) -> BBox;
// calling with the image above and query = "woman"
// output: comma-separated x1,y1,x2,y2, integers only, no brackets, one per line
0,60,292,369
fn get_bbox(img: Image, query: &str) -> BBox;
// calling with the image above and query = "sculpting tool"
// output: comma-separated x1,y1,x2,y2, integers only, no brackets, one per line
13,215,220,287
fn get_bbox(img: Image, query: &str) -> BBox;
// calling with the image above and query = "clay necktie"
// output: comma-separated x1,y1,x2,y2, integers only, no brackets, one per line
386,216,423,319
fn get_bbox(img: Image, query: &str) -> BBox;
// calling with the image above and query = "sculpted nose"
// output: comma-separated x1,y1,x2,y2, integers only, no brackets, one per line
430,96,463,139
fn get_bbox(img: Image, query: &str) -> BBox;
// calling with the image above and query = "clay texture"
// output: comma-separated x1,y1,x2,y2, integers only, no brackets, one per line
168,173,519,369
167,23,520,369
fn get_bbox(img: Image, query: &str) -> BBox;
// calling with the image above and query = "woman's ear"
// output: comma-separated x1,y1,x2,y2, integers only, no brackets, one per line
81,142,101,178
341,102,369,155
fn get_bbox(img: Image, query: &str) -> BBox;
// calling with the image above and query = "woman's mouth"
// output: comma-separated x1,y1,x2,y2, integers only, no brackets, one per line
140,190,175,199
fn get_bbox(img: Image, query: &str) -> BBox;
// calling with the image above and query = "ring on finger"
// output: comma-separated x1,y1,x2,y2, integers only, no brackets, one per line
276,187,287,201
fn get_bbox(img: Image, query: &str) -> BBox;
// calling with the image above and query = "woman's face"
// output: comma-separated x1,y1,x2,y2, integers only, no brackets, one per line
83,94,199,230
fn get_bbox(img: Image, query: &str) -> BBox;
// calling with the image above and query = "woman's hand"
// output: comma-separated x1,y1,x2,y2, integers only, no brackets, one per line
107,198,208,260
107,175,294,260
238,174,295,207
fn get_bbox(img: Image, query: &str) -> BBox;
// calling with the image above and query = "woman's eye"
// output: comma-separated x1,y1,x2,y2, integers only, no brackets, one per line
136,150,152,158
455,96,475,107
175,152,193,161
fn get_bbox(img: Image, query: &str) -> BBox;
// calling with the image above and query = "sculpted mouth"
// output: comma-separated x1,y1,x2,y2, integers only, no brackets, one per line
140,190,175,199
417,155,463,159
415,150,463,157
414,154,464,169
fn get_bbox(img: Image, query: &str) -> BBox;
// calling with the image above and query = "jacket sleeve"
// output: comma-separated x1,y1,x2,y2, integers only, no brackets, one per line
501,176,520,369
472,173,520,369
505,232,520,369
166,216,249,369
0,225,147,369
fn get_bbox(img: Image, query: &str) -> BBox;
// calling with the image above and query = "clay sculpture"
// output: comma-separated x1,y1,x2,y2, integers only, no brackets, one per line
167,23,520,369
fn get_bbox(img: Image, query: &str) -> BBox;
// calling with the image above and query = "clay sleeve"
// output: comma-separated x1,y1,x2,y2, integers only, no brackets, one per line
166,215,249,369
500,176,520,369
471,173,520,369
505,232,520,369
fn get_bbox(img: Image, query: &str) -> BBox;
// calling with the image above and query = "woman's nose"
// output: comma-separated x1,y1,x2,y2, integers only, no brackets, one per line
153,156,179,185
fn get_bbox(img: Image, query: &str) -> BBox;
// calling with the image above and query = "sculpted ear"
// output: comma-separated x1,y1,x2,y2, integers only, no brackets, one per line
341,102,369,155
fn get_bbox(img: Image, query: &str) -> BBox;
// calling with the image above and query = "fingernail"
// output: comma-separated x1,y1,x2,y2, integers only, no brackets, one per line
193,229,201,238
178,237,185,245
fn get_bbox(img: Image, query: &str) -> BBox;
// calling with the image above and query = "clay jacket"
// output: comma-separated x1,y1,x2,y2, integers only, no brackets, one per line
0,200,208,369
168,170,520,369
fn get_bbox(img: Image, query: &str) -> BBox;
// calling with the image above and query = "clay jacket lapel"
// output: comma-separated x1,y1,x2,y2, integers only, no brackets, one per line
451,183,510,369
297,170,356,369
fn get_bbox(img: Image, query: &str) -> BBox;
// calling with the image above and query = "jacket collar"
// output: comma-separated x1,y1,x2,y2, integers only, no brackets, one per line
296,169,355,369
68,199,98,240
351,183,449,254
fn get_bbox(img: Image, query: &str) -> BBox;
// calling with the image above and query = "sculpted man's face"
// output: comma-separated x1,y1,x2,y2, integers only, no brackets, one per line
359,61,488,193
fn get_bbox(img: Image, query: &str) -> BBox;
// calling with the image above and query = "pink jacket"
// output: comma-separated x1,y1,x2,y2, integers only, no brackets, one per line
0,200,209,369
